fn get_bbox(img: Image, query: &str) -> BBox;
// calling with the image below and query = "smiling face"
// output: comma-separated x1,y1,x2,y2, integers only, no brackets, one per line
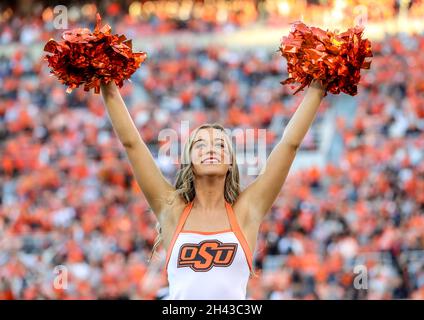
190,127,232,177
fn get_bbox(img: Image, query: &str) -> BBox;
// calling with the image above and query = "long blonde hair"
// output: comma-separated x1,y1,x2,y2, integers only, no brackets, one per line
150,123,241,259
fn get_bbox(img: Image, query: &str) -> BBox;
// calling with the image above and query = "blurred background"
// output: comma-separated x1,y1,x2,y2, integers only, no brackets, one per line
0,0,423,299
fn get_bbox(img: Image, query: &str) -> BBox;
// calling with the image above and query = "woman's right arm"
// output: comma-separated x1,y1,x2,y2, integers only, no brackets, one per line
100,81,175,216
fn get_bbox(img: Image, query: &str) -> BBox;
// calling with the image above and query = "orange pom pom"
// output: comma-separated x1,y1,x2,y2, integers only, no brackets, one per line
44,13,147,94
279,21,373,96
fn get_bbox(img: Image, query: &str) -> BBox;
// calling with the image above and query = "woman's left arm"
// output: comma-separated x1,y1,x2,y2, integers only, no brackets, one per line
239,80,326,223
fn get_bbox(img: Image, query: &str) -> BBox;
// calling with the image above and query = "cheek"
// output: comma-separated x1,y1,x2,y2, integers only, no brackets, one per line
222,149,231,164
190,150,202,164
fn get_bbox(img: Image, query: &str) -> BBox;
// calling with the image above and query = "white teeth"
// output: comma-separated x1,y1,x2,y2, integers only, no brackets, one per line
203,159,219,164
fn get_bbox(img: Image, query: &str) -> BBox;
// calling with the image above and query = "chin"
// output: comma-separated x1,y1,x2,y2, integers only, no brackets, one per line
193,164,228,177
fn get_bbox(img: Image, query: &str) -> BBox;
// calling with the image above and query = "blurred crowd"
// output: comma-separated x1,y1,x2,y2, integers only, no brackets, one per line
1,2,424,300
1,0,424,45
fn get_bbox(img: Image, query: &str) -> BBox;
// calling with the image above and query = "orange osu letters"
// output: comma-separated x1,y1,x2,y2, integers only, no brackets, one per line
177,240,238,271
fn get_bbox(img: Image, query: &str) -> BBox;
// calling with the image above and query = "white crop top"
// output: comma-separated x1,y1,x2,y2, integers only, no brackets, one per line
165,200,253,300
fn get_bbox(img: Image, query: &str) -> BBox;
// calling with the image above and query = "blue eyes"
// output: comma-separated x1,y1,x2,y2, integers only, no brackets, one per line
195,143,225,149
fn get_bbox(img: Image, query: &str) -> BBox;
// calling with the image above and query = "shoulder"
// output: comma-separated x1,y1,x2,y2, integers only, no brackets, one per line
157,194,187,227
232,191,263,230
157,195,188,250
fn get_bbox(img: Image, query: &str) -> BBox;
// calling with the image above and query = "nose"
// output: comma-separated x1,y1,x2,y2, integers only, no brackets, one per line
204,150,215,160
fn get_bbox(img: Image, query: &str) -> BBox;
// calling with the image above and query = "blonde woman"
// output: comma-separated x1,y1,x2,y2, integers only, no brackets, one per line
100,79,326,299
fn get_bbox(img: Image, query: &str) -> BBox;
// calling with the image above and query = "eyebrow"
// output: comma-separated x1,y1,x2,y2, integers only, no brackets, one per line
193,138,225,144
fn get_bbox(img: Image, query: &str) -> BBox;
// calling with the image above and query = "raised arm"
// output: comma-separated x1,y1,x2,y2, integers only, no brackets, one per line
100,81,175,216
239,80,326,222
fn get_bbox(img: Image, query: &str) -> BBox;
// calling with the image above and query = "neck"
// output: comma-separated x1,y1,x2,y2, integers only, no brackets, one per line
193,176,226,212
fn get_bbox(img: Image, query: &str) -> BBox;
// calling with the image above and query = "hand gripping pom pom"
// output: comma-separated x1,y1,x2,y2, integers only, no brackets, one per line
279,21,373,96
44,13,147,94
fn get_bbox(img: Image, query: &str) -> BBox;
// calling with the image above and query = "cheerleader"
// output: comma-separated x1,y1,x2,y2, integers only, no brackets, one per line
100,79,326,299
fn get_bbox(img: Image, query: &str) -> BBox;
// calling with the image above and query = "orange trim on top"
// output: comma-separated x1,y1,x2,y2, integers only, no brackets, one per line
165,201,194,271
180,229,232,235
164,200,254,273
225,201,254,272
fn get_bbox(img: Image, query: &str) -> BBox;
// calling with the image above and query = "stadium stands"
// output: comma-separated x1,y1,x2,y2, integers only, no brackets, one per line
0,1,423,300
